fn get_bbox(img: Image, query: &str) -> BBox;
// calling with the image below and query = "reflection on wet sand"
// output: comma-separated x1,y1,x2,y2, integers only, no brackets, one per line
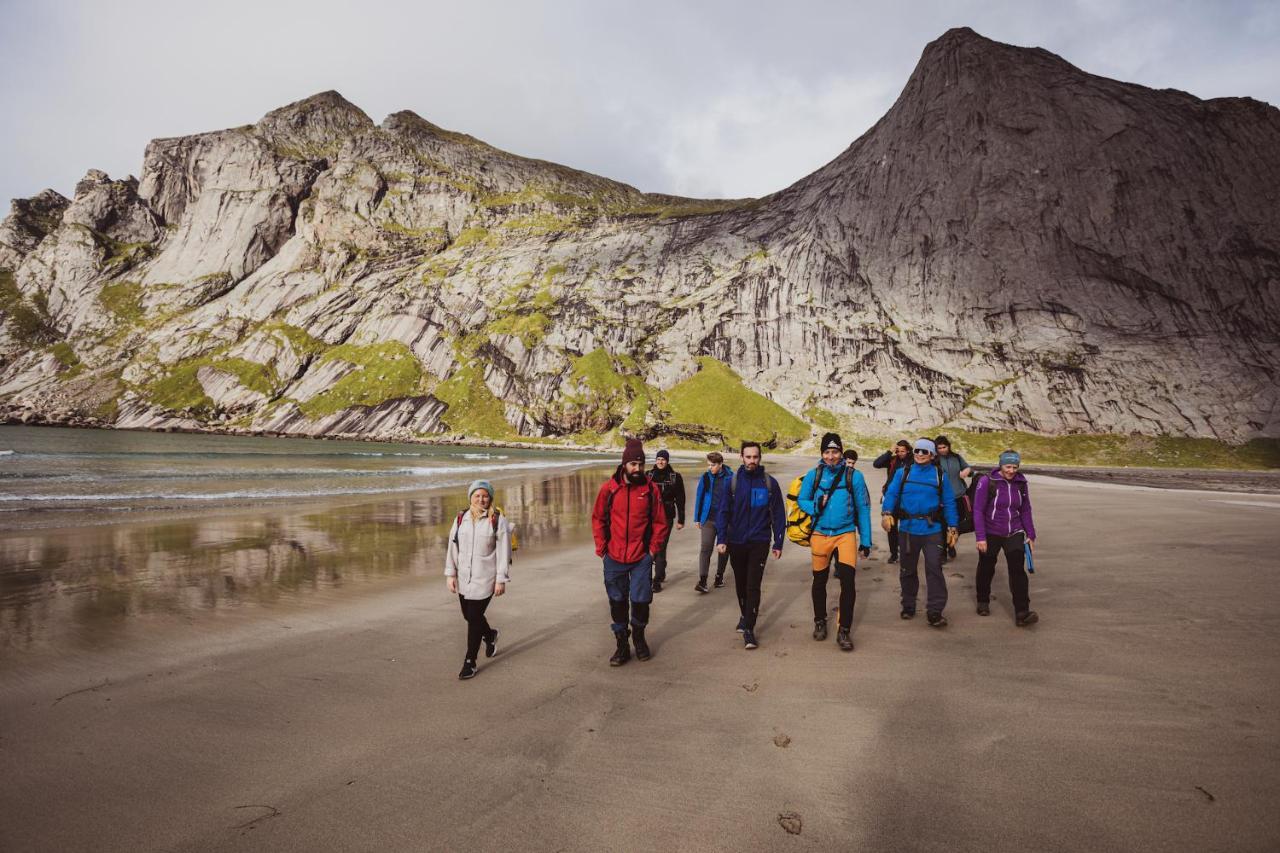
0,466,618,654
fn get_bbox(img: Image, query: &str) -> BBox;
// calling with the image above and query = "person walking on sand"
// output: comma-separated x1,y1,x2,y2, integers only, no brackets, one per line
873,440,912,563
648,449,686,593
934,435,973,562
445,480,512,680
693,451,732,593
974,450,1039,626
882,439,958,627
797,433,873,651
592,438,671,666
716,441,785,650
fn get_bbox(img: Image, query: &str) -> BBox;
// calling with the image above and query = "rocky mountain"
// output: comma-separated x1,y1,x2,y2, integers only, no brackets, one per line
1,28,1277,448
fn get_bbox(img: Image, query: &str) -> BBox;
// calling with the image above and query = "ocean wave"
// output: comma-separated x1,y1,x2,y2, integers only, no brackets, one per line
0,450,15,456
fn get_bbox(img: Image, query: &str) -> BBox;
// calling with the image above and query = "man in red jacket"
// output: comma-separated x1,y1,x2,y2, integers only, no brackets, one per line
592,437,671,666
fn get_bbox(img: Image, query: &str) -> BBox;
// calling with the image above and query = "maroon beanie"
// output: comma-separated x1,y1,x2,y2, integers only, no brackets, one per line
622,437,645,465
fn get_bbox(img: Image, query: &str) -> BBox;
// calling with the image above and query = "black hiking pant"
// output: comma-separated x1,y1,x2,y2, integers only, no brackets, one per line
976,532,1030,613
459,595,493,662
728,542,769,631
812,563,856,630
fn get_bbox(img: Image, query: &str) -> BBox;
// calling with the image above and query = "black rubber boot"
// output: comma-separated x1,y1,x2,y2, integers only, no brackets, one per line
633,625,652,661
609,628,631,666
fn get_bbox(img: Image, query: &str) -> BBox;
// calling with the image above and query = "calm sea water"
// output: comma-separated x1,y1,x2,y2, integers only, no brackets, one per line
0,426,620,654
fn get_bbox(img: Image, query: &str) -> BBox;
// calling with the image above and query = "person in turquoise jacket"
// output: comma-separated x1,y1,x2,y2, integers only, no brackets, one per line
796,433,872,651
881,438,959,627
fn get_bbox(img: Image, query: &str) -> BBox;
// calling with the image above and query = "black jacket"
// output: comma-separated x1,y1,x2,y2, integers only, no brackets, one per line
648,465,686,525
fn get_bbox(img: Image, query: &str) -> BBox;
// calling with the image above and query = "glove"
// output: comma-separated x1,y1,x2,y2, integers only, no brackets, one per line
946,527,958,548
880,514,894,534
859,546,871,558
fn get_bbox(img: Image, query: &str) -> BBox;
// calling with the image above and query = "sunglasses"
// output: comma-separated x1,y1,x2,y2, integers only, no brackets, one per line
912,449,931,456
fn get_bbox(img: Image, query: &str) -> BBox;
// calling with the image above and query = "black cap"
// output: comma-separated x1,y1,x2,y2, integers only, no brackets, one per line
820,432,843,453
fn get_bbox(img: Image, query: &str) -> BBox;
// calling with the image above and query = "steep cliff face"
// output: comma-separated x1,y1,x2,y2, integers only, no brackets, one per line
1,28,1277,446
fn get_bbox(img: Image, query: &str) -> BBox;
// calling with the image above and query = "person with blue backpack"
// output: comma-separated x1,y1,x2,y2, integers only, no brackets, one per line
973,449,1039,626
715,441,786,650
796,433,872,651
881,438,959,627
692,451,733,593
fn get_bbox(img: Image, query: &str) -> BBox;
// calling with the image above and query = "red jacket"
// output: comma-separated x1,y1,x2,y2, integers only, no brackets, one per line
592,469,671,563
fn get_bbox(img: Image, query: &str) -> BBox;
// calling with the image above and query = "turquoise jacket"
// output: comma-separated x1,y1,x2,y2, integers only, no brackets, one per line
796,463,873,548
883,462,959,536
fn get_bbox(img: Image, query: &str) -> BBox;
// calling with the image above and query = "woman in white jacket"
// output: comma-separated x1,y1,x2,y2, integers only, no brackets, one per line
445,480,512,680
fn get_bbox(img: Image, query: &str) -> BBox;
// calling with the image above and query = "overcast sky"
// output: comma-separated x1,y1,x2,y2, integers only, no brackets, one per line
1,0,1277,207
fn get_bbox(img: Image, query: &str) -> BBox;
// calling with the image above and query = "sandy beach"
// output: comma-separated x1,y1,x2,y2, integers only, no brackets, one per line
2,457,1280,852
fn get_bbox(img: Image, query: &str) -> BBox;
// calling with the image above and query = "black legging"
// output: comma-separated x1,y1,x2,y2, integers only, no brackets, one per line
459,595,493,661
728,542,770,630
975,533,1030,613
812,562,856,630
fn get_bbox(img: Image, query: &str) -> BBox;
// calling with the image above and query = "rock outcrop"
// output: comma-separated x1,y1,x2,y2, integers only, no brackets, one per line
2,29,1277,446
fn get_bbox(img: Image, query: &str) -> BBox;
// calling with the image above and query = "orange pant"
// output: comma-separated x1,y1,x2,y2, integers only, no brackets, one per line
810,532,858,571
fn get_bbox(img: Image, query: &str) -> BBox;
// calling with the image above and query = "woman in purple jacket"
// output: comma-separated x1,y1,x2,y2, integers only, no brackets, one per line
973,450,1039,626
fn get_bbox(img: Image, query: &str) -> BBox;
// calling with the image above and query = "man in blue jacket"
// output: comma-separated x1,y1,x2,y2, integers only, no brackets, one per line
715,441,786,650
692,451,732,593
881,438,959,627
797,433,872,651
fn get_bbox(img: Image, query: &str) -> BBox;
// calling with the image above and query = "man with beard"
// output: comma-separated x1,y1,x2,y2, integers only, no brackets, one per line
647,449,686,593
716,441,786,650
592,438,671,666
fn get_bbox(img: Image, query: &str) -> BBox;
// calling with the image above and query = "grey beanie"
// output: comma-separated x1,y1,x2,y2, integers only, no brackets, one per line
468,479,494,499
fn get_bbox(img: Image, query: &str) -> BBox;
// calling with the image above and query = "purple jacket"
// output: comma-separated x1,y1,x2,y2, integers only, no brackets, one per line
973,469,1037,541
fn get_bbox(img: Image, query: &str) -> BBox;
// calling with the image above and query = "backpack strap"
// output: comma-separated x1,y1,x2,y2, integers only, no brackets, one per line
452,510,466,546
600,481,618,546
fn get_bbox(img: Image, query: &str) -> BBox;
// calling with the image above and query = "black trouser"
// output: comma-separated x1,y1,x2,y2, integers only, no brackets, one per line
887,524,900,558
728,542,770,631
459,595,493,662
900,531,947,614
812,562,856,630
976,532,1030,613
652,505,677,582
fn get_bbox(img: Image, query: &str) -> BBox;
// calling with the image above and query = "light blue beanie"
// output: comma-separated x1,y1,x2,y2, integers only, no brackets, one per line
468,479,494,499
999,451,1021,467
913,438,937,455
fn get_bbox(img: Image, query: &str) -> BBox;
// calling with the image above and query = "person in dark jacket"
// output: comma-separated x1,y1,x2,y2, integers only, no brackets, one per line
881,438,958,627
692,451,732,593
715,441,786,650
648,449,686,593
873,440,912,563
591,438,671,666
973,449,1039,626
934,435,973,562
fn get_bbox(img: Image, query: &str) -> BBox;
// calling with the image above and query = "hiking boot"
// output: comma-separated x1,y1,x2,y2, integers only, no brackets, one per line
947,545,958,559
736,617,746,633
694,579,709,594
483,628,499,658
1016,610,1039,627
836,628,853,651
813,620,828,641
714,574,725,588
900,609,915,620
458,659,477,680
887,554,899,564
743,630,759,650
926,611,948,628
652,580,663,593
609,629,631,666
976,602,990,617
633,626,652,661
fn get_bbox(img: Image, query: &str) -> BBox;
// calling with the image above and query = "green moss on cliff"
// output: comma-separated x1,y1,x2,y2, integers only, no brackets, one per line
935,430,1280,469
434,363,515,439
298,342,427,418
0,269,58,346
264,322,327,357
98,281,145,323
664,357,809,448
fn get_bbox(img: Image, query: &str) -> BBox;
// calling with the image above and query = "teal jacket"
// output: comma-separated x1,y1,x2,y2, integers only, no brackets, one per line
796,463,873,548
883,462,959,536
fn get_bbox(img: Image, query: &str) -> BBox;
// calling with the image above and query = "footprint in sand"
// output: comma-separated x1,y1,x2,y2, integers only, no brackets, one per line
950,572,964,578
873,577,883,582
777,812,802,835
742,682,759,693
773,734,792,748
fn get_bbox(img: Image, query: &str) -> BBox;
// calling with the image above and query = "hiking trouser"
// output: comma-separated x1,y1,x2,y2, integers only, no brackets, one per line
603,554,653,632
652,512,676,583
886,524,899,558
976,531,1030,613
459,595,493,662
728,542,769,631
900,530,947,614
698,521,729,581
810,531,858,629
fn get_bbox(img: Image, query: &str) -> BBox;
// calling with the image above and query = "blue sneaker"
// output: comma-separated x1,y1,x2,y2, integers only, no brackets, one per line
743,630,758,650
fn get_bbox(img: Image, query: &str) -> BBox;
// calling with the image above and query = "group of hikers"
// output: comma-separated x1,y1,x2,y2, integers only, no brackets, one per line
443,432,1038,678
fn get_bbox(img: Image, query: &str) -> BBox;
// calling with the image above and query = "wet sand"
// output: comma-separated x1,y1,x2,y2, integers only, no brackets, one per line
2,465,1279,851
